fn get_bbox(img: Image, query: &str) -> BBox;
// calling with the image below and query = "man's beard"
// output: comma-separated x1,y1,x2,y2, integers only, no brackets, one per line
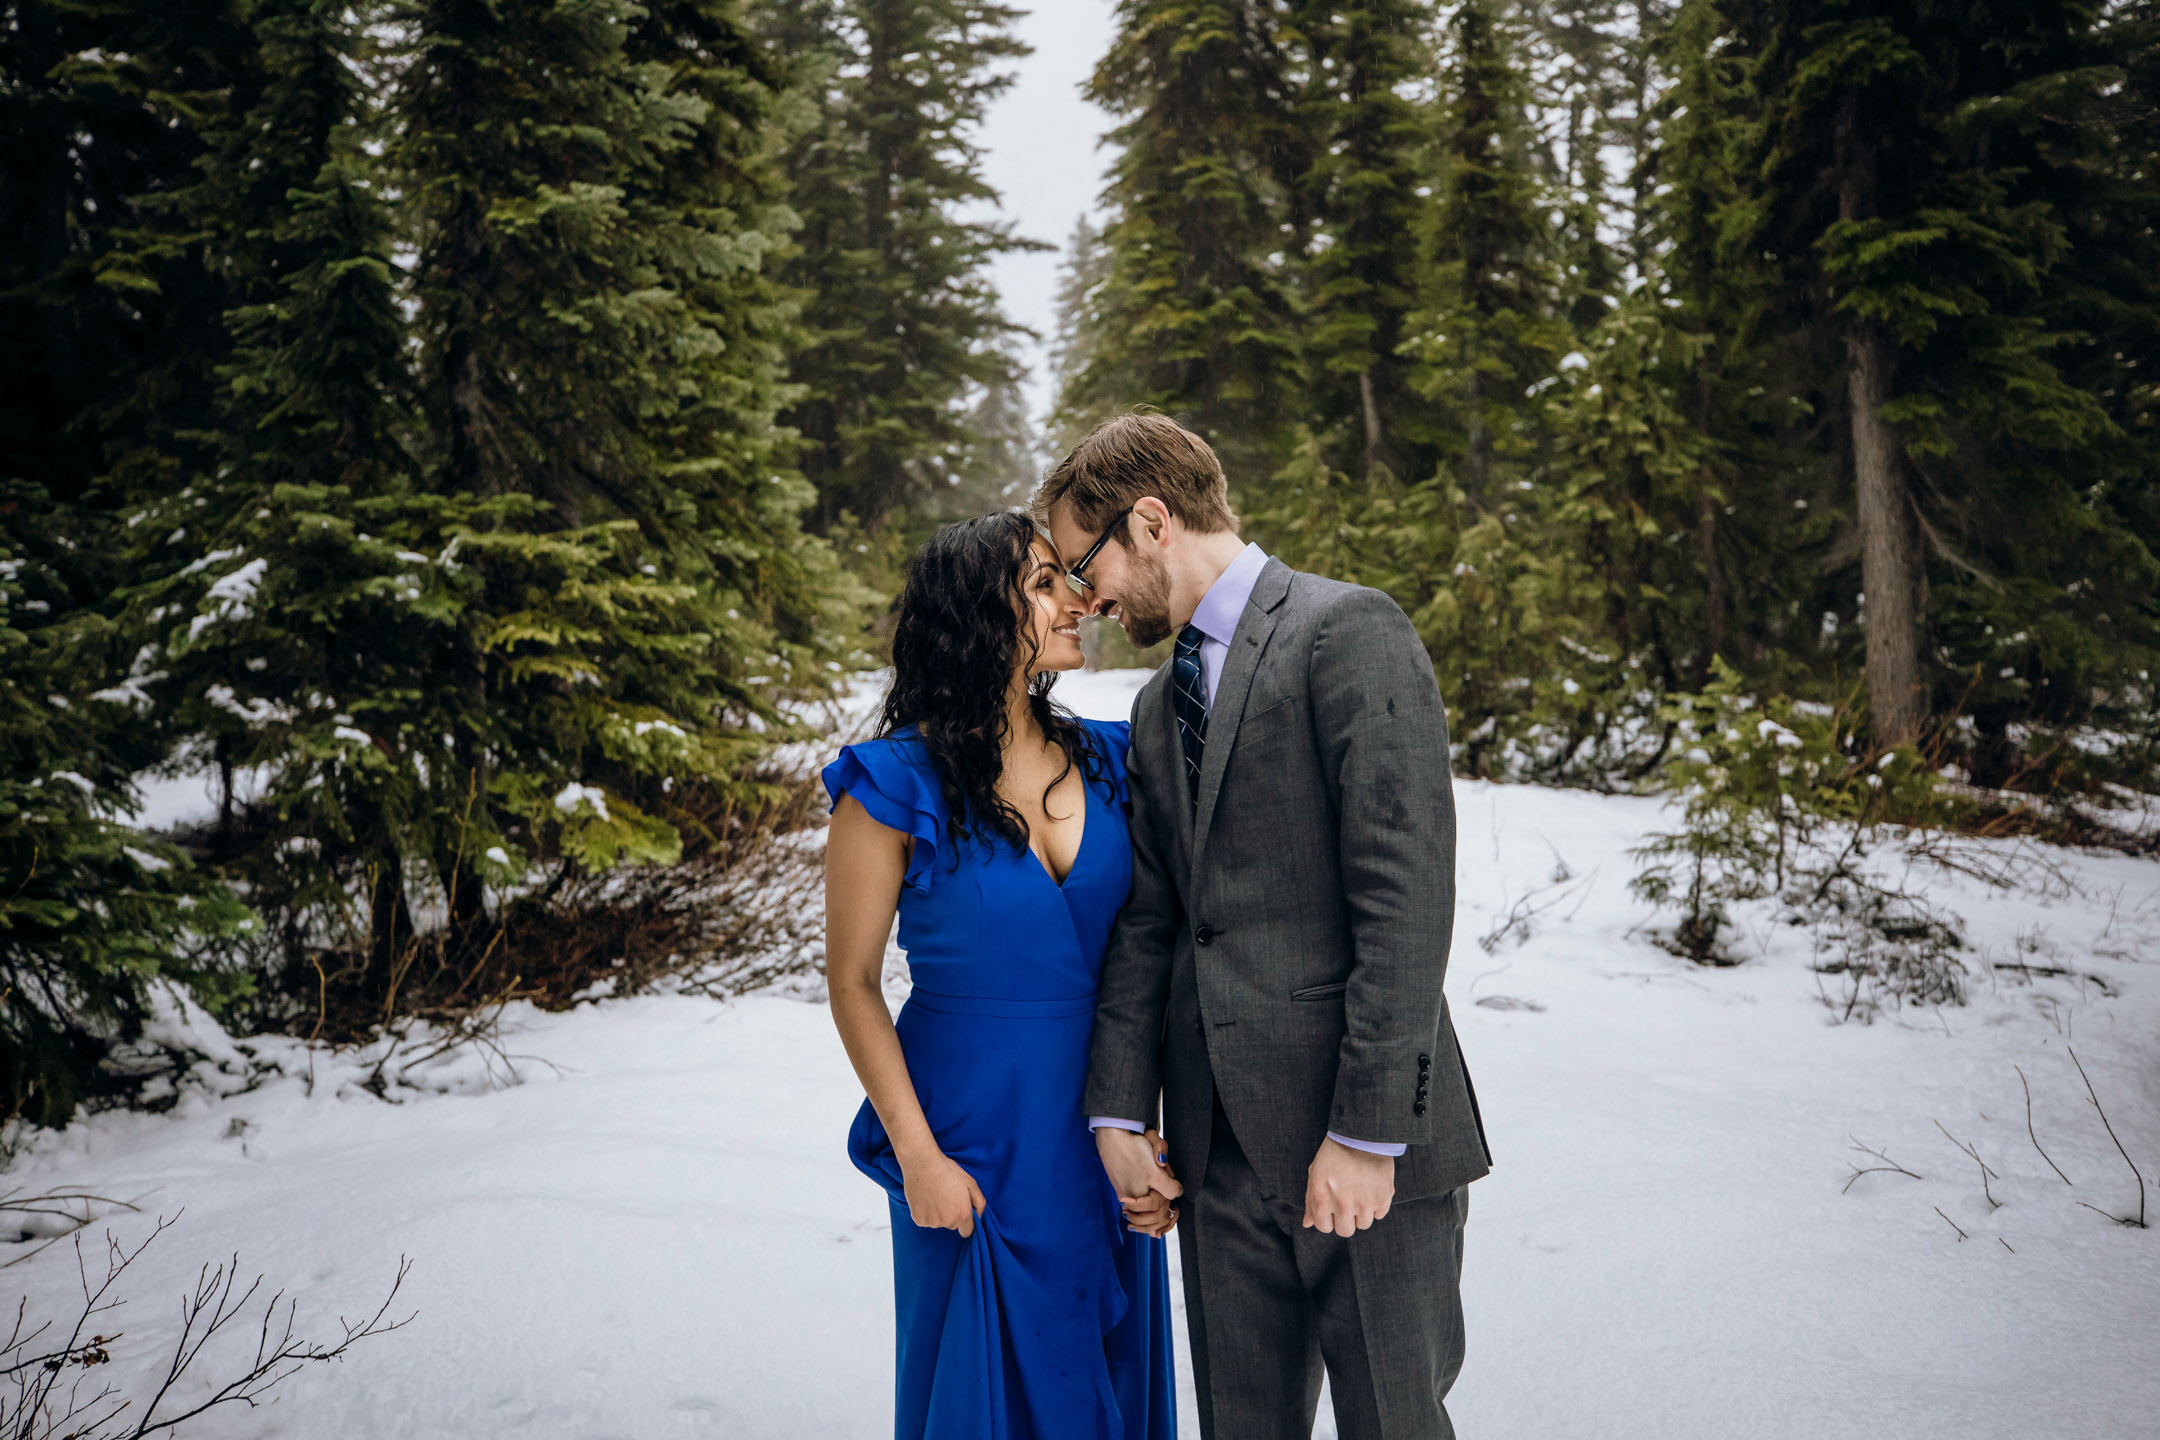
1114,550,1174,650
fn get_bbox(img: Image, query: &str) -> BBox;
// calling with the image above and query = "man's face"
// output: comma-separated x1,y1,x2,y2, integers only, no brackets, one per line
1047,502,1175,650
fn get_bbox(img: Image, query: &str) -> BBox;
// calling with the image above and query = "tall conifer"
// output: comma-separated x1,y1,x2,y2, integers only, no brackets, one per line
1740,0,2155,749
1058,0,1306,491
1,0,257,1116
760,0,1037,535
393,0,830,958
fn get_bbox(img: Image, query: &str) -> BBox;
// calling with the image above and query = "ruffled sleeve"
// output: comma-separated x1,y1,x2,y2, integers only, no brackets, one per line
1078,718,1133,810
822,735,947,894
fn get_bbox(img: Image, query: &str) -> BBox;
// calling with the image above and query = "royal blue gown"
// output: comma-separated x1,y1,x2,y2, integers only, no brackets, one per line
823,719,1177,1440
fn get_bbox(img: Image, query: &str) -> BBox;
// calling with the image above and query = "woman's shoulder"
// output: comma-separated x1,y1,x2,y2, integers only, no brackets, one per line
1074,716,1132,757
1071,716,1133,805
821,728,947,893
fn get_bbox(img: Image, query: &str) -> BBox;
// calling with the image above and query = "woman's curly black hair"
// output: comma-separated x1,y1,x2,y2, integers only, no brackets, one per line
879,511,1107,853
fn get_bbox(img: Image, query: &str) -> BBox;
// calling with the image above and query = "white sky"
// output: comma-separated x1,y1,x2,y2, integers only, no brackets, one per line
972,1,1121,425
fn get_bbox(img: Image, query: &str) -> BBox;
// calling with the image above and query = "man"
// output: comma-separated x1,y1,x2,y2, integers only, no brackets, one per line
1039,413,1490,1440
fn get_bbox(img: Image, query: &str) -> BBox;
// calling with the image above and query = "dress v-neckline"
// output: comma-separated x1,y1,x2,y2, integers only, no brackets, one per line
1027,777,1092,891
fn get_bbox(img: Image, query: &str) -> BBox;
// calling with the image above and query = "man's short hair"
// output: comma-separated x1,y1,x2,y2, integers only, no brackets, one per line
1036,412,1239,538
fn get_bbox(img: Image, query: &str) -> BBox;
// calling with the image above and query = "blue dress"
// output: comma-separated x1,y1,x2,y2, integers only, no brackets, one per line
823,720,1177,1440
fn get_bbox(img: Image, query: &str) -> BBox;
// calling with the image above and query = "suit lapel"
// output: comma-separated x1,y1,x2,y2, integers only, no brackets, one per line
1190,559,1292,877
1142,665,1195,862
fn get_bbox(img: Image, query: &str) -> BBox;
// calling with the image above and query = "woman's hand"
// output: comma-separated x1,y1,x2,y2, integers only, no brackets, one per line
1121,1188,1177,1237
901,1148,989,1237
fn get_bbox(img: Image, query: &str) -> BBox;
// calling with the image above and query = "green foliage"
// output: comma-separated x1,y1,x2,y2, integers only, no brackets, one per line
1628,658,1964,1014
1054,0,1307,484
758,0,1040,537
1,529,254,1126
1734,0,2160,758
0,0,864,1112
385,0,850,956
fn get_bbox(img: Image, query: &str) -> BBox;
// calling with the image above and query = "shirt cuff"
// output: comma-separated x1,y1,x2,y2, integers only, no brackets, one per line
1089,1117,1147,1134
1327,1131,1407,1157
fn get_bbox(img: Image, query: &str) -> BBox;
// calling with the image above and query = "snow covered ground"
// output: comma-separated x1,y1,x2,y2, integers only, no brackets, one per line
5,668,2157,1439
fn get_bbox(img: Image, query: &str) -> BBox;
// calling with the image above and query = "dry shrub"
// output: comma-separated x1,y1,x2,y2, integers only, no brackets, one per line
273,757,831,1051
492,764,830,1007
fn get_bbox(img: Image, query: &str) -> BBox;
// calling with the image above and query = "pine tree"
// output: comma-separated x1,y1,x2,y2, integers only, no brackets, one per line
0,522,253,1124
1044,213,1119,457
393,0,835,961
1515,0,1646,325
1290,0,1439,486
0,0,259,1117
759,0,1038,535
1738,0,2157,752
1057,0,1307,493
1410,0,1568,503
116,0,446,989
1537,0,1761,732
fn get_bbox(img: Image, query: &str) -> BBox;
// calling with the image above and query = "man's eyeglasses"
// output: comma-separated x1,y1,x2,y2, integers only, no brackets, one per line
1063,506,1134,595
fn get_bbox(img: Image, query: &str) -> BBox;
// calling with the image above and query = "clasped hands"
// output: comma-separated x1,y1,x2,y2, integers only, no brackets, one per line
1098,1128,1396,1239
903,1127,1395,1242
1095,1127,1182,1237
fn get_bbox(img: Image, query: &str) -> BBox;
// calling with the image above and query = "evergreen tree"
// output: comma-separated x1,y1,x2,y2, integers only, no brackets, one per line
1738,0,2157,750
940,371,1039,516
1536,0,1764,743
1515,0,1646,324
759,0,1038,535
1,0,258,1115
117,0,444,989
1290,0,1440,486
1057,0,1307,492
1045,213,1122,456
393,0,835,961
1410,0,1568,503
0,521,253,1125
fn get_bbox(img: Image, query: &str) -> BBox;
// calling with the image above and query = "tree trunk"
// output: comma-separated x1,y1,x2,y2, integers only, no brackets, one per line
1846,326,1927,745
1837,92,1926,746
1464,366,1489,498
1696,489,1726,681
367,845,415,986
1358,370,1383,477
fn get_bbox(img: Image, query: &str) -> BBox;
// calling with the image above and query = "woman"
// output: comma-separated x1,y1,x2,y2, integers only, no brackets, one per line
823,512,1179,1440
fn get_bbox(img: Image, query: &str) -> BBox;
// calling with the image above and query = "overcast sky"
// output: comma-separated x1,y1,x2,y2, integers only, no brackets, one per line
972,2,1121,424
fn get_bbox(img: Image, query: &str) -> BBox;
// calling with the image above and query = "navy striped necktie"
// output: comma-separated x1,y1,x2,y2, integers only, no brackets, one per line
1171,623,1208,806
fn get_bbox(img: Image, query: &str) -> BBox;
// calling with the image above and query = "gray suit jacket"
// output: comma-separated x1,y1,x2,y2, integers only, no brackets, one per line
1085,558,1490,1204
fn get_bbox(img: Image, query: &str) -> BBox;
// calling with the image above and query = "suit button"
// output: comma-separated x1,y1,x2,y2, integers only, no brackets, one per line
1415,1101,1428,1116
1194,923,1217,946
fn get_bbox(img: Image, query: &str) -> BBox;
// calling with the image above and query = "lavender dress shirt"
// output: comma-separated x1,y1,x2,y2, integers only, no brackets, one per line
1088,544,1406,1159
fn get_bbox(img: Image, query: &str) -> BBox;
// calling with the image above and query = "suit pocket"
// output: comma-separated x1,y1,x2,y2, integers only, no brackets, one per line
1290,981,1348,1002
1230,695,1297,751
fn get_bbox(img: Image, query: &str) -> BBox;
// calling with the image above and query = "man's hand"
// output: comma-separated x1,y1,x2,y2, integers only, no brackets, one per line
1097,1125,1183,1205
1303,1137,1394,1237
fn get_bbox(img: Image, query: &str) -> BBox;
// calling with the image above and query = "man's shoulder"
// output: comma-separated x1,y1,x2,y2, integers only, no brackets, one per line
1276,566,1410,629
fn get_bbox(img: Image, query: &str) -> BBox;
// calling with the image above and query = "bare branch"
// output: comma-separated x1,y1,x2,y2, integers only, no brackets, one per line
1933,1119,1999,1208
2014,1064,2072,1186
2068,1048,2148,1229
1842,1139,1923,1194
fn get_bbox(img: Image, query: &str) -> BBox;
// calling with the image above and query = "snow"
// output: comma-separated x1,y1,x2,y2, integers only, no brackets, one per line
5,668,2156,1438
121,845,171,873
552,781,611,822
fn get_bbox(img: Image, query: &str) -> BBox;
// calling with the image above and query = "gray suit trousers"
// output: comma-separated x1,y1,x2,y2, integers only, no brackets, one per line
1183,1097,1468,1440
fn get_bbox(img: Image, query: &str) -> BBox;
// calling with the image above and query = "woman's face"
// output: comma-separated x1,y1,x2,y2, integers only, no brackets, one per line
1020,536,1088,678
